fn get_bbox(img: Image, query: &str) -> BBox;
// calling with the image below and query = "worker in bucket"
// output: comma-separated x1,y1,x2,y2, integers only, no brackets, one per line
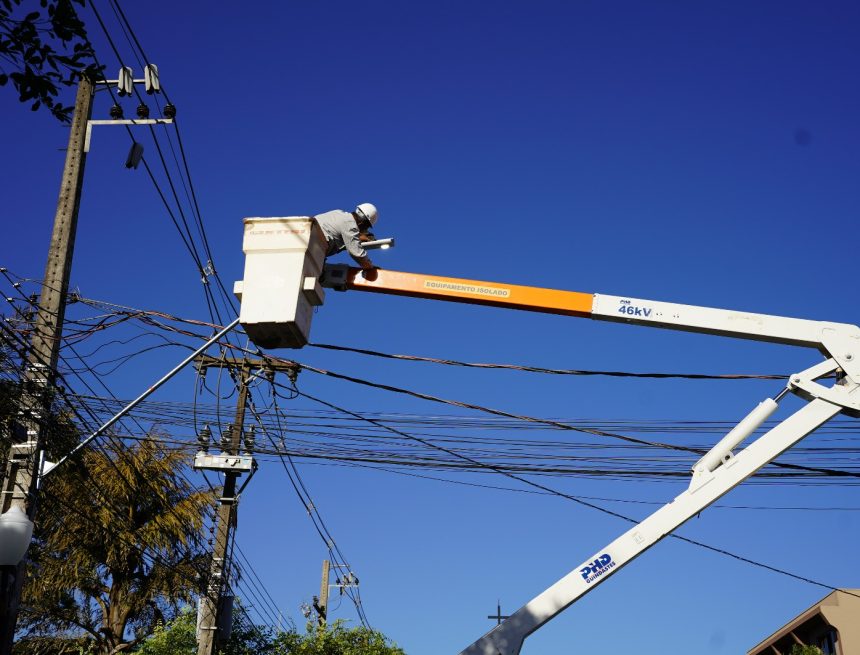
313,203,378,270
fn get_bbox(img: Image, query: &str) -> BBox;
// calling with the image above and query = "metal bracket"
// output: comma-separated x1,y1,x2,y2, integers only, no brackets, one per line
819,325,860,385
788,358,860,417
100,78,150,85
84,118,174,152
320,264,351,291
236,459,259,496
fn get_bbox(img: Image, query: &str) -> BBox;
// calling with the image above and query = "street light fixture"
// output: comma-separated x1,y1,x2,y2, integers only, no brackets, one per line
124,142,144,169
0,507,34,567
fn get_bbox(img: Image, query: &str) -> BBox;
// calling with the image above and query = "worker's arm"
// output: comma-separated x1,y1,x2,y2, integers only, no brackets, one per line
353,255,374,270
342,222,374,269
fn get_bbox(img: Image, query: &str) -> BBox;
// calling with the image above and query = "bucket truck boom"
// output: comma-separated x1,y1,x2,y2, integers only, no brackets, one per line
317,265,859,655
233,218,860,655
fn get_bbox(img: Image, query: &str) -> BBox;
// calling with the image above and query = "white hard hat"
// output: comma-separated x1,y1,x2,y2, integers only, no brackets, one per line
355,203,378,227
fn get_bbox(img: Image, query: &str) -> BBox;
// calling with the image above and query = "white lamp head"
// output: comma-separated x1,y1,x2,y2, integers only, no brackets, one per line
0,507,34,566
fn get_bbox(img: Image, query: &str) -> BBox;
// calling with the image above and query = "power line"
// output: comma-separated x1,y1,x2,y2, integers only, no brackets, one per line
6,285,858,484
292,360,860,479
85,1,238,331
19,290,854,482
7,277,859,626
241,379,371,628
1,334,279,635
291,385,857,599
0,302,279,630
309,342,787,380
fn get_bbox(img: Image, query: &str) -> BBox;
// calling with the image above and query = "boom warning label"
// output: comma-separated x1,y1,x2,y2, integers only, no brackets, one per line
423,280,511,298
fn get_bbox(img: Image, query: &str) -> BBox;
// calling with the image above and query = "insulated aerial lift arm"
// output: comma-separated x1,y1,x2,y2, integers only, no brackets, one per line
321,265,860,355
318,264,860,655
234,218,860,655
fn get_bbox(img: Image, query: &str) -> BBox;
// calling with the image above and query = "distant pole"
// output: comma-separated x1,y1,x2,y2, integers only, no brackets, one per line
315,559,331,627
488,600,510,626
0,76,94,653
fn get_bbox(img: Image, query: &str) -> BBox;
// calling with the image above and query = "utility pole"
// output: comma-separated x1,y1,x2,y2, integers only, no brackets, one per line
313,559,331,627
194,356,298,655
0,76,94,653
311,562,359,627
487,601,510,626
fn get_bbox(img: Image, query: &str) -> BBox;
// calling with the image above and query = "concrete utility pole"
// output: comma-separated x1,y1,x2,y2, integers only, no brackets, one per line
314,559,331,627
196,358,250,655
0,76,94,653
194,356,298,655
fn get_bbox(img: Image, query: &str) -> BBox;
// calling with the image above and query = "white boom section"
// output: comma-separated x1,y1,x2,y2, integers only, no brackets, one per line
312,268,860,653
317,267,860,384
459,376,857,655
591,294,860,385
593,293,833,347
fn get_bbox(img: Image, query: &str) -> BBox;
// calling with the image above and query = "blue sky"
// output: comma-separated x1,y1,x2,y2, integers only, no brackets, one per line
2,1,859,653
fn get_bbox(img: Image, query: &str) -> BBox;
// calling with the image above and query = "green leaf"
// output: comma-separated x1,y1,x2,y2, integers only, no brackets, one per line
1,0,96,122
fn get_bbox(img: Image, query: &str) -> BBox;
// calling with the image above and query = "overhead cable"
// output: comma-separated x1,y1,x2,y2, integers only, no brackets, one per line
310,343,787,380
293,386,858,598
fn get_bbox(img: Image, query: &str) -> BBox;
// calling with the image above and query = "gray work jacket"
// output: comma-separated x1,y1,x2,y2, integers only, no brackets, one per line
313,210,367,261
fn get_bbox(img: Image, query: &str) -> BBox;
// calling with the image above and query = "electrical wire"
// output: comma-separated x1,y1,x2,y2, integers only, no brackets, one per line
291,385,858,598
58,3,275,621
0,297,274,629
290,360,860,480
7,276,860,628
310,342,788,380
239,372,371,628
9,283,856,485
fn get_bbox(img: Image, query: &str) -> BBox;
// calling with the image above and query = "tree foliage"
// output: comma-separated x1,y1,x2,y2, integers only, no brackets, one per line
274,621,406,655
790,646,823,655
1,335,211,654
17,437,212,655
135,607,275,655
133,609,407,655
0,0,99,122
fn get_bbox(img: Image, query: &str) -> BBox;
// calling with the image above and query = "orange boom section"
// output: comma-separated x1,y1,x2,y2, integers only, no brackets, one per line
341,267,595,317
